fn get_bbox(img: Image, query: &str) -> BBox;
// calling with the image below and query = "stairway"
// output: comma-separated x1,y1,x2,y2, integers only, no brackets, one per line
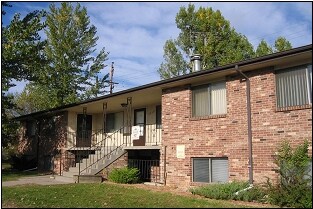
56,127,128,183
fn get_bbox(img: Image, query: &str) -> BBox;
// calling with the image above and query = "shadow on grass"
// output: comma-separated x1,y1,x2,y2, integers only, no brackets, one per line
1,163,39,182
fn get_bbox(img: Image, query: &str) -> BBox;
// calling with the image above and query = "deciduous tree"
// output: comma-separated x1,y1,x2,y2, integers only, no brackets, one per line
41,2,109,106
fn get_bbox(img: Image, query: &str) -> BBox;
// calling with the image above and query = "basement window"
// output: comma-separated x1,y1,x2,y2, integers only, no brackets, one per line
192,81,227,117
276,64,312,110
192,157,229,183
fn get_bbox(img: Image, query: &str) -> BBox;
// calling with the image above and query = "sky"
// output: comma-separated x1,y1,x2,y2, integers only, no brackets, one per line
2,1,312,94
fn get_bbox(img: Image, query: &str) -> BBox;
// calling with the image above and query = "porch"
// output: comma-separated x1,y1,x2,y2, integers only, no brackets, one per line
55,94,163,179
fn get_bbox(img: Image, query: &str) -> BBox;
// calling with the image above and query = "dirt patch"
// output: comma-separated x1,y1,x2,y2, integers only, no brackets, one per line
104,181,278,208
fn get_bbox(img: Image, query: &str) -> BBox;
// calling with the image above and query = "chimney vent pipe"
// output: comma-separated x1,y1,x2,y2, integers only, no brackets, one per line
191,54,202,72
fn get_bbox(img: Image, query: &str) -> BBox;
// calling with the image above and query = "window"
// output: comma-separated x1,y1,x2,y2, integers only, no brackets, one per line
276,64,312,108
106,112,123,133
192,81,227,117
156,105,162,129
192,157,229,183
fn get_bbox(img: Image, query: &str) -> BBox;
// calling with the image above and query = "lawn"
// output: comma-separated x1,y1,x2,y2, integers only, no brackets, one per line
1,166,38,182
2,183,259,208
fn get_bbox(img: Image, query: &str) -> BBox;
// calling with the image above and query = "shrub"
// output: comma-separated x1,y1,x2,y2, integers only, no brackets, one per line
10,154,37,171
233,185,267,203
266,140,312,208
108,167,140,184
190,181,266,202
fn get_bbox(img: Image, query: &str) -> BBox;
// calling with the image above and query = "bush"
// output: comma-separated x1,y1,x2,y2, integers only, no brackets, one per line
108,167,140,184
266,140,312,208
190,181,266,202
11,154,37,171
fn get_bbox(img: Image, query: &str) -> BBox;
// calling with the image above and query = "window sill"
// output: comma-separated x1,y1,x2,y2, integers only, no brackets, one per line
190,114,227,121
276,104,312,112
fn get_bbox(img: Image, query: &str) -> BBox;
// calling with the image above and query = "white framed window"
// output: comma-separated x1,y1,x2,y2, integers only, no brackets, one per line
276,64,312,108
192,157,229,183
192,81,227,117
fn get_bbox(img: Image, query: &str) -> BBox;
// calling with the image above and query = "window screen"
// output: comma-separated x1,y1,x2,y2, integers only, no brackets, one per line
193,157,228,183
276,64,312,108
192,81,226,117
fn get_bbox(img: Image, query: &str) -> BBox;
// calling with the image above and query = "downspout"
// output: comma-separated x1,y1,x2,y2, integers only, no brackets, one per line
164,145,167,185
235,65,253,185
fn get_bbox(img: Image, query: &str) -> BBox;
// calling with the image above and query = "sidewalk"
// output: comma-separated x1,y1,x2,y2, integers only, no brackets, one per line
2,175,72,187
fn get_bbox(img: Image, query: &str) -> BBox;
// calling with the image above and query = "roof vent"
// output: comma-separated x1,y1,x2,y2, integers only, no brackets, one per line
190,54,202,72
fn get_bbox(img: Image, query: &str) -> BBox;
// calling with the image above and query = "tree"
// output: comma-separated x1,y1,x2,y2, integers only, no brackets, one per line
158,4,293,79
274,36,292,52
14,83,53,115
1,3,46,147
40,2,109,106
255,37,292,57
266,140,312,208
158,39,188,79
158,4,255,79
255,39,273,57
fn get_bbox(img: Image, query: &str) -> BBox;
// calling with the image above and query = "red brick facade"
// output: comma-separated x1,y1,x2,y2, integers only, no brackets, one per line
161,67,312,189
18,111,68,171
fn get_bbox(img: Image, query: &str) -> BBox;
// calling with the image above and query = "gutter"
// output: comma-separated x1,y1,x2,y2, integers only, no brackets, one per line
235,65,253,185
14,44,312,121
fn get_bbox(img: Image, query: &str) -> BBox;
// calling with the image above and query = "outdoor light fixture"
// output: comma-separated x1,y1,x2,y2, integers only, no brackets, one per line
121,103,128,108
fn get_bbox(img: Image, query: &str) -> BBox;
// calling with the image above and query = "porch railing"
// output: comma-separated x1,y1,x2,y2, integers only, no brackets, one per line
61,123,162,176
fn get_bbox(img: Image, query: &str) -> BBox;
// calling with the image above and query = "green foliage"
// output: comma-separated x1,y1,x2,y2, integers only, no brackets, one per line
1,6,46,147
40,2,109,106
266,140,312,208
232,186,267,203
158,4,255,79
14,83,56,115
274,36,292,52
108,167,140,184
190,181,267,203
158,39,188,79
255,39,273,57
158,4,293,79
255,37,292,57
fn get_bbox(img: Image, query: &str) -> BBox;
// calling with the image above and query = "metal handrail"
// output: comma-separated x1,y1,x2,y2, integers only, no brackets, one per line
78,127,127,174
63,123,162,176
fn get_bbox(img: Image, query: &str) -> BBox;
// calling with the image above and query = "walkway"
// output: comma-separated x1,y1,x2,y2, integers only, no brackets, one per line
2,175,72,187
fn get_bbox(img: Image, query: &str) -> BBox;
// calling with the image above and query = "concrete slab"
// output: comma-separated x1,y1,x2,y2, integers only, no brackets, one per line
2,175,73,187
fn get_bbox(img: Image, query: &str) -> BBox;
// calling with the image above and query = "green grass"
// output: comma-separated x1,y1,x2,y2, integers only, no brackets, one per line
1,183,258,208
1,163,38,182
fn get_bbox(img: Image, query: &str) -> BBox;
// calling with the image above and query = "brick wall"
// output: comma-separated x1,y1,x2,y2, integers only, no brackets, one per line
161,67,312,190
18,111,68,172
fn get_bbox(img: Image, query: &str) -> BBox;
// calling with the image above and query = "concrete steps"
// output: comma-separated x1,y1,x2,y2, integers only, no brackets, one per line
60,146,126,178
54,175,74,183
